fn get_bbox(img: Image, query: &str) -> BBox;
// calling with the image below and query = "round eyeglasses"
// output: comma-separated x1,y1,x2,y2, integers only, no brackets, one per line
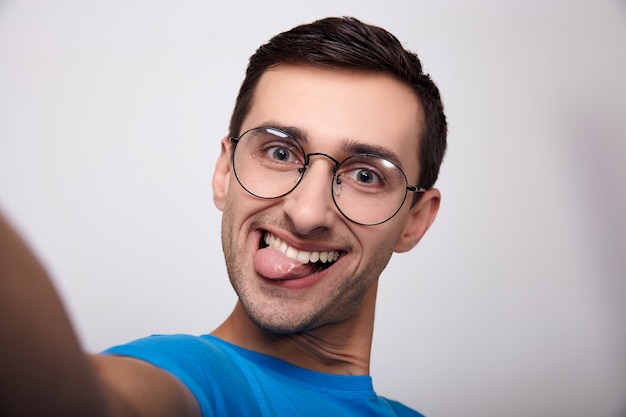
229,127,425,226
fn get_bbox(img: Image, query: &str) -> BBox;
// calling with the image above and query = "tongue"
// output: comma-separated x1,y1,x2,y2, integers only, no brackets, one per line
254,246,317,280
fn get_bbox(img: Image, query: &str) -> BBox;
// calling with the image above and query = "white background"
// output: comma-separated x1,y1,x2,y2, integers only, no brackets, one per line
1,1,625,416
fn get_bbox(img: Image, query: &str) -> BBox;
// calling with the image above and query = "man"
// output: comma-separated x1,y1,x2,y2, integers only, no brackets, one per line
0,16,446,416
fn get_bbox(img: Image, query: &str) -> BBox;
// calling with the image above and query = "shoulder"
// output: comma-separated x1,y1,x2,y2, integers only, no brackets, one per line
104,334,227,364
102,334,249,381
103,334,255,415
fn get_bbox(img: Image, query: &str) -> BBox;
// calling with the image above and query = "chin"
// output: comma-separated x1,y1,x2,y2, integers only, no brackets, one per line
245,305,322,335
250,319,303,335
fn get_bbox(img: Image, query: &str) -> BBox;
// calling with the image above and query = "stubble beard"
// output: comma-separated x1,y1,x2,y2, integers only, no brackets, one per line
226,257,388,335
220,207,395,335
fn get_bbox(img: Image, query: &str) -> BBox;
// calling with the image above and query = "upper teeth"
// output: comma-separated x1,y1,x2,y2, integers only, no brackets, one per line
264,233,340,265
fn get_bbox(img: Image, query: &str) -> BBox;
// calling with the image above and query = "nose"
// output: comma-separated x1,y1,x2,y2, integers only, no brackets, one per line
282,154,338,235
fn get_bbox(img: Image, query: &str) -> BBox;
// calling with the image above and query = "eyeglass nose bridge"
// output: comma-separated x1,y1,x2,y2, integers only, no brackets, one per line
297,152,341,175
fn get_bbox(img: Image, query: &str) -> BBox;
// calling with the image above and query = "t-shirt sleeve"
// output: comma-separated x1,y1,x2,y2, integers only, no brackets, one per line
102,334,227,417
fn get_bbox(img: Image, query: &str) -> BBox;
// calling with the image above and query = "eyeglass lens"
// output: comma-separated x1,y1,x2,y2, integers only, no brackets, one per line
231,127,411,225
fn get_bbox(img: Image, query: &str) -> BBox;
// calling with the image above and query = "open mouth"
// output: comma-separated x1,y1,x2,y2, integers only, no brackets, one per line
260,231,340,273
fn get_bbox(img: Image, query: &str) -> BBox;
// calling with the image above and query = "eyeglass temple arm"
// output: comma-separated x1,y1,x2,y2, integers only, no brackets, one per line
407,185,426,193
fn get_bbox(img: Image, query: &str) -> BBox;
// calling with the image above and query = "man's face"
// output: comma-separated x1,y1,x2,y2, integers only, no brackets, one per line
214,65,425,334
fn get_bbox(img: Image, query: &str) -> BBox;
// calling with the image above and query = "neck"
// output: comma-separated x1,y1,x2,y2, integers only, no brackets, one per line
211,283,378,376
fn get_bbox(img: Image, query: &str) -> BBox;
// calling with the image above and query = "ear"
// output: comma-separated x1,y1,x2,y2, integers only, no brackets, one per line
393,188,441,253
212,136,232,212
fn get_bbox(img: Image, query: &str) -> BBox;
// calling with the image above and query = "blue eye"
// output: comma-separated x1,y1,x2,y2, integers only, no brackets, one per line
355,169,378,184
269,146,292,161
342,167,382,187
256,137,304,169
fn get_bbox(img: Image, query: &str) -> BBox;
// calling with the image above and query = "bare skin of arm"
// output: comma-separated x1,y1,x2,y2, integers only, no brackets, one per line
0,213,199,417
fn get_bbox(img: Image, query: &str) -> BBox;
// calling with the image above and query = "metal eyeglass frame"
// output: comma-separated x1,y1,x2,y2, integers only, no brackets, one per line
229,126,426,226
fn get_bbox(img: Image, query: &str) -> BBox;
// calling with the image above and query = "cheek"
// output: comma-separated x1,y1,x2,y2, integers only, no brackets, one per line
224,177,251,215
357,220,406,254
221,187,278,244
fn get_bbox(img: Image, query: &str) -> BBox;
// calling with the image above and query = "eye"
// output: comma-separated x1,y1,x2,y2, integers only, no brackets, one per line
336,155,402,193
267,144,296,162
352,168,379,184
256,137,304,168
339,165,385,189
341,168,382,186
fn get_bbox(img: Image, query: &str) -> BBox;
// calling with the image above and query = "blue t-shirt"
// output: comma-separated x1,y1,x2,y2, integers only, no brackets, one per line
104,334,424,417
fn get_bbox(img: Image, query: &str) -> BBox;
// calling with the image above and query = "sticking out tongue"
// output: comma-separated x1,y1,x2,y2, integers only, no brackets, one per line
254,246,317,280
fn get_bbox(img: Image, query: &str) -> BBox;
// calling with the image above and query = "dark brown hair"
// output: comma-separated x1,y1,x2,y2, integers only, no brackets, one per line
229,16,447,190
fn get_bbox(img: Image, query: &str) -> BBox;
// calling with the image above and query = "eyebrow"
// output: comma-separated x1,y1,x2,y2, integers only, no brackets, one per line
260,121,406,169
339,140,404,168
264,122,310,146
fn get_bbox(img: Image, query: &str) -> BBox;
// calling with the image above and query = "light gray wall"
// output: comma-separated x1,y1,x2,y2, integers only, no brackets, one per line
1,1,624,416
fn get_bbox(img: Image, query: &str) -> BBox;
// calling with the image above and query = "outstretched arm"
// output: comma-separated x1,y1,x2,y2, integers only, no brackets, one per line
0,213,199,417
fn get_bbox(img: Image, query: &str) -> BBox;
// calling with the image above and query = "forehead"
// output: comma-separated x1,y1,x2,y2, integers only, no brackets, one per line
242,65,424,175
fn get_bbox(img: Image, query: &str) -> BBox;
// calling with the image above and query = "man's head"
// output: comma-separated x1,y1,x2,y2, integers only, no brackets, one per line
229,16,447,191
213,17,446,335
